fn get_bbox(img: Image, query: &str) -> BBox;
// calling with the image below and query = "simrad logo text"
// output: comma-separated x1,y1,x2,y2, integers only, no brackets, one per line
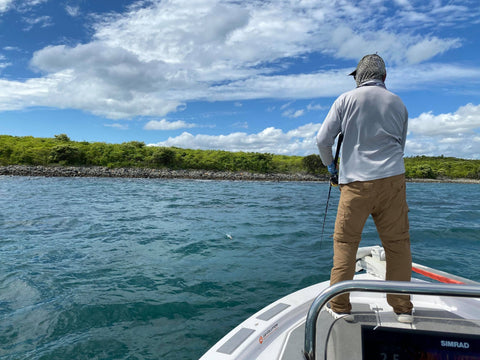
441,340,470,349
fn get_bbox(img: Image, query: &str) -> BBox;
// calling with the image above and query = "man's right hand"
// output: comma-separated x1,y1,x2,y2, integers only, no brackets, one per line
327,161,338,176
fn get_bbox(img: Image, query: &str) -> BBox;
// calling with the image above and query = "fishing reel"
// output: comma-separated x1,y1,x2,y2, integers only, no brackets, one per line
330,174,339,187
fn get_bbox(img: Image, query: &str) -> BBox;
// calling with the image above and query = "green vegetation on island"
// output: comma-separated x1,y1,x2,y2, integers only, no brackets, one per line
0,134,479,179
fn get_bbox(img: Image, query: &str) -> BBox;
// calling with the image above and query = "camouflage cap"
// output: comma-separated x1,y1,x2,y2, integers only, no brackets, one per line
349,54,386,86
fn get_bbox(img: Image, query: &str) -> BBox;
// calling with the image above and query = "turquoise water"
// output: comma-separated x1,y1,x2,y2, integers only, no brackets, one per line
1,177,479,359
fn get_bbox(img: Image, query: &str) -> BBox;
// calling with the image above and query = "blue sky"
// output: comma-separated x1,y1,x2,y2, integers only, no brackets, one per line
0,0,479,159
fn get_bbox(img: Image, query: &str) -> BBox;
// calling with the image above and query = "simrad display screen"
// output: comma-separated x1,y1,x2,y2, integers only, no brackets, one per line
362,326,480,360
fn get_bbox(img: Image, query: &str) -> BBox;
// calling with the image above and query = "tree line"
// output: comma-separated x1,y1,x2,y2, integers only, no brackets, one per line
0,134,479,179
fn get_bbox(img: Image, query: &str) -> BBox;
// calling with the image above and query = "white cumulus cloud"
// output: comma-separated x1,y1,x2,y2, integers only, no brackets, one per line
151,123,321,155
406,103,480,159
409,103,480,136
144,119,197,131
0,0,13,12
406,37,461,64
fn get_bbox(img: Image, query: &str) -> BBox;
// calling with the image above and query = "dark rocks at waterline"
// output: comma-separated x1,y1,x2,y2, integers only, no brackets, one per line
0,165,328,182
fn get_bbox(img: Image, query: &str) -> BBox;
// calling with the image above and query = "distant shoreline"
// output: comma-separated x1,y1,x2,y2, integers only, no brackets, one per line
1,165,479,183
0,165,326,182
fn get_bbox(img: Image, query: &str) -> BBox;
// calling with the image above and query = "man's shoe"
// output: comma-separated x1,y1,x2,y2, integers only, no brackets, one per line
395,312,413,324
326,304,355,322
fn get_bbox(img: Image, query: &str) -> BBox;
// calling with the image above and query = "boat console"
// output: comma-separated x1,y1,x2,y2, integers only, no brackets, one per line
303,280,480,360
362,325,480,359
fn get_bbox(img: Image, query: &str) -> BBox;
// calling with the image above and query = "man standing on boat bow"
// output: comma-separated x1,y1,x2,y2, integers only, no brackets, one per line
316,54,414,323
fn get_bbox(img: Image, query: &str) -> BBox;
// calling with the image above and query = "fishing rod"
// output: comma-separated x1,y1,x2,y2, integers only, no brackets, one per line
319,133,343,249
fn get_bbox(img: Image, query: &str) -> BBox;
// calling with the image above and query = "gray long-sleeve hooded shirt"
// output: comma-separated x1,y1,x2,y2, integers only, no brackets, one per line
316,80,408,184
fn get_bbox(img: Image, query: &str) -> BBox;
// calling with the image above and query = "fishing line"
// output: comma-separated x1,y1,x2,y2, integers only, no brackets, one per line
319,133,343,249
319,184,333,249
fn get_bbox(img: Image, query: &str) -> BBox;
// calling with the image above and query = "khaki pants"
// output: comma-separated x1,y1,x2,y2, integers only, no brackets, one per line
330,174,413,314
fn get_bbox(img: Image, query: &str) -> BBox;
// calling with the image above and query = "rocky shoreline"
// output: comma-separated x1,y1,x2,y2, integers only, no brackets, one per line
0,165,327,182
1,165,478,183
